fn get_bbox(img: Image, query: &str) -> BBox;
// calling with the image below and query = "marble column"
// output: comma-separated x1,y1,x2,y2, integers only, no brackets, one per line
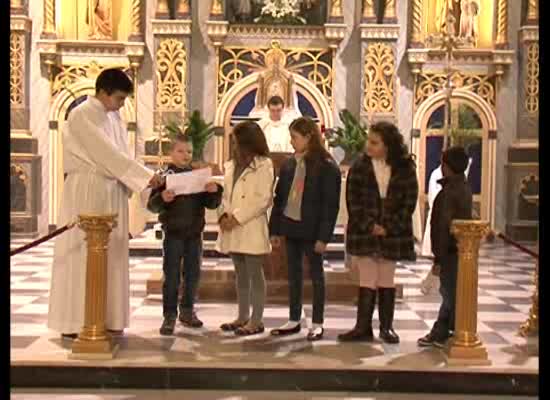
11,4,41,237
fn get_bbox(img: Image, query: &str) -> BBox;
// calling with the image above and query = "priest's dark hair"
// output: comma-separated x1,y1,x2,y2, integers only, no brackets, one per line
369,121,416,171
289,117,333,172
267,96,284,108
231,121,270,166
95,68,134,95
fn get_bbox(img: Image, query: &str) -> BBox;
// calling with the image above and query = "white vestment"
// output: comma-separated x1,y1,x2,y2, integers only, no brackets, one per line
420,159,472,257
257,117,293,153
47,97,153,333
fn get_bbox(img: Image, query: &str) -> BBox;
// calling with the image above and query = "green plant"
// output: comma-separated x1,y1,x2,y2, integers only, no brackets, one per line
325,109,368,162
164,110,216,161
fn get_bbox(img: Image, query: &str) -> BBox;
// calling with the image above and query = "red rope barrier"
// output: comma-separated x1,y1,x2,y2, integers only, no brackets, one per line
10,221,78,257
496,232,538,260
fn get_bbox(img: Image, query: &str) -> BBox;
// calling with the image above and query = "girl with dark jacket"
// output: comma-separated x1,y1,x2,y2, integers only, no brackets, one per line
338,122,418,344
269,117,342,341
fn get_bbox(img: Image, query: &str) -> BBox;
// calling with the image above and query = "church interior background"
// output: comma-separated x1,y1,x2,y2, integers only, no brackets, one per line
10,0,538,398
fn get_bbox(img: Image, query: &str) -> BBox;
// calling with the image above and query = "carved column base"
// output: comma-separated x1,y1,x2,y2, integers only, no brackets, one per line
70,339,118,360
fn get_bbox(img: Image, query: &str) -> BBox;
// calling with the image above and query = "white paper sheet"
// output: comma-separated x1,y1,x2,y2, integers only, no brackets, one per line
165,168,213,195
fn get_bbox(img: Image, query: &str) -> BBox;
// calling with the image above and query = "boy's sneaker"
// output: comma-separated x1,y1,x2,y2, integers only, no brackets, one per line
417,332,447,348
159,317,176,336
179,309,203,328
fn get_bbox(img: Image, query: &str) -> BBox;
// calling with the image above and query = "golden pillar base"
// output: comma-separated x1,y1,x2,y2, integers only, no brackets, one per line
445,336,491,366
518,260,538,337
70,214,118,360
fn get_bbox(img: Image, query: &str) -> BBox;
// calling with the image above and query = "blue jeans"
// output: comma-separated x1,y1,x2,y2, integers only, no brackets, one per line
432,253,458,339
162,234,202,318
286,238,325,324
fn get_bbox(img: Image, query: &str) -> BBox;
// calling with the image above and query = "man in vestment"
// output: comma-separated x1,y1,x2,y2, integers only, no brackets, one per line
257,96,294,153
47,69,161,339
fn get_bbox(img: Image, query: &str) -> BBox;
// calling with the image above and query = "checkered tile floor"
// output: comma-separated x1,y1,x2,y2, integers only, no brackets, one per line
10,235,538,372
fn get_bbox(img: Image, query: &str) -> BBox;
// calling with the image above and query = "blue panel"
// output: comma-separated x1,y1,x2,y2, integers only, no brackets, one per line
233,90,257,117
297,92,317,119
427,105,445,129
425,136,444,194
465,139,482,195
65,95,88,120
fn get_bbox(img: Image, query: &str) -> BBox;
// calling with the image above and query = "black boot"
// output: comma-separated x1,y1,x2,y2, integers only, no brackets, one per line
378,287,400,344
338,287,376,342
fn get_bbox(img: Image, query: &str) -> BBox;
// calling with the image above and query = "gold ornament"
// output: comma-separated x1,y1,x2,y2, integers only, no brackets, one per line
10,33,24,106
210,0,223,16
527,0,538,23
384,0,397,22
156,39,187,112
130,0,142,37
363,0,376,20
496,0,508,47
42,0,56,36
363,43,395,115
330,0,343,18
411,0,423,44
525,43,539,114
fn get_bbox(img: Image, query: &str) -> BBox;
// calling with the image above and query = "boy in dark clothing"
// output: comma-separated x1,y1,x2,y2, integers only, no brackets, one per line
148,135,223,335
418,146,472,348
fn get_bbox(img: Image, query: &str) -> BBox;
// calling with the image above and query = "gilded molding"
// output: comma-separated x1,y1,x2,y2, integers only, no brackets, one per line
130,0,142,37
329,0,343,18
519,26,539,43
362,0,376,21
384,0,397,22
42,0,55,37
360,24,399,41
10,33,24,106
411,0,423,44
525,43,539,115
10,16,32,32
527,0,538,24
152,19,192,36
227,24,325,40
210,0,223,16
155,39,188,113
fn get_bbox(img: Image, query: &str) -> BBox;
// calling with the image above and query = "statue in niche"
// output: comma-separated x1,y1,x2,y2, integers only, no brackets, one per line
459,0,480,46
250,41,301,121
86,0,113,40
10,164,27,212
435,0,460,36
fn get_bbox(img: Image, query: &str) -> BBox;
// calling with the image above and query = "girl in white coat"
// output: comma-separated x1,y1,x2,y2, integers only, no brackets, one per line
217,121,275,336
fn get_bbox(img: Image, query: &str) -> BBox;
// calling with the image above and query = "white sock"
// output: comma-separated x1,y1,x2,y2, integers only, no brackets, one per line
278,320,300,330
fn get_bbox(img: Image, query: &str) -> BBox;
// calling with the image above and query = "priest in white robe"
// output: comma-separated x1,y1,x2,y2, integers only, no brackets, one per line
256,95,297,153
47,69,159,337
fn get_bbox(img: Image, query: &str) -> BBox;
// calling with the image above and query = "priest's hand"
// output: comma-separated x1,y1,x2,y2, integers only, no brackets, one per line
161,190,176,203
271,236,282,248
149,174,164,189
205,182,218,193
314,241,327,254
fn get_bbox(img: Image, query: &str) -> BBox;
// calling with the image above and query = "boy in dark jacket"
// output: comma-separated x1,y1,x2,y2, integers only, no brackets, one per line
148,135,223,335
418,146,472,348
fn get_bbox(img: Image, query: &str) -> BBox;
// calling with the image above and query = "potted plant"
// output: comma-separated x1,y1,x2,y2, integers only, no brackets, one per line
325,109,368,166
164,110,216,161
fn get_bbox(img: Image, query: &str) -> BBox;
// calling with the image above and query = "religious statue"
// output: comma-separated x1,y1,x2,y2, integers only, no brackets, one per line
250,41,301,121
86,0,113,40
459,0,480,46
435,0,460,36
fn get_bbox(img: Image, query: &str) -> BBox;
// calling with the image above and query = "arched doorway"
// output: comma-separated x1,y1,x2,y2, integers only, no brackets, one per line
213,73,334,165
48,82,136,226
412,89,497,228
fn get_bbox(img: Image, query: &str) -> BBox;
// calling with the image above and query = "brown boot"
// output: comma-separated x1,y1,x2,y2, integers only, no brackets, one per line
338,287,376,342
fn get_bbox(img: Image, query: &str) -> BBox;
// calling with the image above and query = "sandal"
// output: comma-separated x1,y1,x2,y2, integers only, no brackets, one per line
220,319,248,332
235,323,265,336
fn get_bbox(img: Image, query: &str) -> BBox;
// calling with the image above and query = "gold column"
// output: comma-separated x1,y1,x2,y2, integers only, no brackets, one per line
210,0,223,16
362,0,376,22
71,214,119,359
330,0,343,19
411,0,423,46
157,0,169,14
384,0,397,23
129,0,142,40
178,0,190,14
446,220,491,366
527,0,539,24
495,0,509,48
41,0,56,38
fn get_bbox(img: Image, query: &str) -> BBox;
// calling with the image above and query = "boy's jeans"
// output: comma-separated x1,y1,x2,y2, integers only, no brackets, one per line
431,252,458,339
162,234,202,319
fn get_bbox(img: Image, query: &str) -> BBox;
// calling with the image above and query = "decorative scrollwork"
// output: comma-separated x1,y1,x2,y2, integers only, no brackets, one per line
525,43,539,114
218,45,333,106
10,33,24,105
415,72,496,110
363,43,395,115
52,61,131,97
156,39,187,112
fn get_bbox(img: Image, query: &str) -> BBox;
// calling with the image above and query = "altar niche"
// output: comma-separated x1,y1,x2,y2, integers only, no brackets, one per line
225,0,329,26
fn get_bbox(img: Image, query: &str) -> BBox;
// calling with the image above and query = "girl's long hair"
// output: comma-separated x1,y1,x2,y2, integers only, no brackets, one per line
231,121,270,167
289,117,333,171
370,121,416,171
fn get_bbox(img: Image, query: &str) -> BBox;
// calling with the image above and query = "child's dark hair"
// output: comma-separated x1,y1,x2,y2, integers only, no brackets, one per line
289,117,333,170
95,68,133,95
369,121,415,170
231,121,270,165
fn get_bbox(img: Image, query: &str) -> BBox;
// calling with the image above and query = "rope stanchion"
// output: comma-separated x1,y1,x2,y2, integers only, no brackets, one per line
496,232,538,259
10,221,78,257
